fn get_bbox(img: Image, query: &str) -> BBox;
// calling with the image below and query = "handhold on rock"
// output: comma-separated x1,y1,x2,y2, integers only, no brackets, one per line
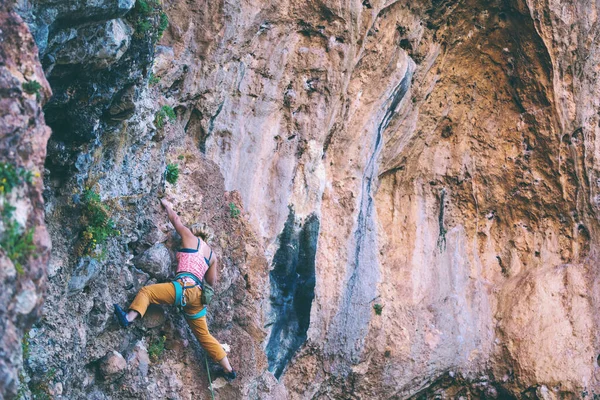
99,351,126,381
67,257,101,295
134,243,172,280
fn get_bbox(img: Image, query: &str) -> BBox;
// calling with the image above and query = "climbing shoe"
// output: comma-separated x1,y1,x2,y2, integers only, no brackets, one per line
113,304,130,328
213,367,237,382
224,369,237,382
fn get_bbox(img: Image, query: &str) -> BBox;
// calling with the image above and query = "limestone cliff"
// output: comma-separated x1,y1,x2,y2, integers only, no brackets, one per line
1,0,600,398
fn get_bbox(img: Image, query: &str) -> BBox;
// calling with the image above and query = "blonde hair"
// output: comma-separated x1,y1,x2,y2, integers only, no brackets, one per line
190,222,214,243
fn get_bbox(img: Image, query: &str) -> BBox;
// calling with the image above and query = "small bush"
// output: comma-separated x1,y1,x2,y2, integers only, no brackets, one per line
229,202,240,218
373,303,384,315
148,335,166,362
0,163,35,273
0,162,32,195
136,0,153,15
165,163,179,184
177,154,185,160
1,221,35,275
155,105,176,129
158,12,169,38
149,72,160,86
136,19,153,35
22,80,42,100
78,189,119,256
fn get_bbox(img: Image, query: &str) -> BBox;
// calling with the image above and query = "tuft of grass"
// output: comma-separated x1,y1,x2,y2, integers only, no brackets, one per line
229,202,240,218
373,303,384,316
1,221,35,275
155,105,176,129
136,0,153,15
158,12,169,38
148,335,166,362
0,163,35,273
165,163,179,185
22,80,42,100
136,19,153,35
149,72,160,86
22,332,30,360
28,368,56,400
78,189,119,257
0,162,32,195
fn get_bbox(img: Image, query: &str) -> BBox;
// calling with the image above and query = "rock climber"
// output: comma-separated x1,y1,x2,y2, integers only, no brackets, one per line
113,198,237,381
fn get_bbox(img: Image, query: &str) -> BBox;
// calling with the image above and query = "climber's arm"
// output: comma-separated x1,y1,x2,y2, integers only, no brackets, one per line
204,256,218,286
160,198,197,248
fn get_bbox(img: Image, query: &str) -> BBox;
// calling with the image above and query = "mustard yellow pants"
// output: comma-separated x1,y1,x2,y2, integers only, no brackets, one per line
128,281,227,362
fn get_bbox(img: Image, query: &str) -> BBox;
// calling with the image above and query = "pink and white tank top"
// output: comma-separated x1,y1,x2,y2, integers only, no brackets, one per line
176,238,212,281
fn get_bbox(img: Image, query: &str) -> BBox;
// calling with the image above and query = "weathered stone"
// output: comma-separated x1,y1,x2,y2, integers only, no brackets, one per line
51,19,132,69
0,3,52,399
7,0,600,398
127,341,150,378
99,350,126,381
134,243,172,280
67,257,101,294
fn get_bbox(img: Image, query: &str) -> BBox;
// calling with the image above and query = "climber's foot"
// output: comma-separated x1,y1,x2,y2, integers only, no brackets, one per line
224,369,237,382
113,304,130,328
214,367,237,382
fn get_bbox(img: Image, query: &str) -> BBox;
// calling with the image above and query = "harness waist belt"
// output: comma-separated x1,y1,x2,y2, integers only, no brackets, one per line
172,278,207,320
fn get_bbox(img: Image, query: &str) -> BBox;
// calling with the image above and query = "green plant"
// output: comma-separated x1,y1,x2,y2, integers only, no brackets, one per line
229,202,240,218
28,368,56,400
148,335,166,362
22,80,42,100
22,332,30,360
149,72,160,86
158,12,169,38
136,0,153,15
0,163,35,273
155,105,176,128
1,221,35,275
136,19,153,35
0,162,32,195
177,154,185,160
165,163,179,184
373,303,384,315
78,189,119,256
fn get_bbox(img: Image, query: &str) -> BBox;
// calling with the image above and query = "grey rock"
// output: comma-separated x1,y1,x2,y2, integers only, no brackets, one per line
127,341,150,377
67,257,102,294
51,19,132,69
14,280,39,314
134,243,172,280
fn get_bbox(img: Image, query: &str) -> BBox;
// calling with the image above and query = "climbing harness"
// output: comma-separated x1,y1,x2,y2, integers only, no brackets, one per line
172,272,207,319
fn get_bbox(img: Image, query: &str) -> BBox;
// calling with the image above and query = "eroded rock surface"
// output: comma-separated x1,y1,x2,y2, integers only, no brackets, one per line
3,0,600,398
0,1,52,398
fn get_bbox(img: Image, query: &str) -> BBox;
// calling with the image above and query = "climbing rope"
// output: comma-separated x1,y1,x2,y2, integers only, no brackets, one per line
205,352,215,400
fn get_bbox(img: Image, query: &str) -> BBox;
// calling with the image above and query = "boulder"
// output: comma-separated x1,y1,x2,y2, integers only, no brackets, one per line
99,351,126,382
134,243,172,280
51,19,132,69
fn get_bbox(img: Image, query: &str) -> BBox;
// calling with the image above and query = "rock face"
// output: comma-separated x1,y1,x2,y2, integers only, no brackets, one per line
3,0,600,398
0,2,52,398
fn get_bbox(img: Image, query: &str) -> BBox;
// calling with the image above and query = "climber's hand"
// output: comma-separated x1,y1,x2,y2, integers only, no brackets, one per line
160,198,173,210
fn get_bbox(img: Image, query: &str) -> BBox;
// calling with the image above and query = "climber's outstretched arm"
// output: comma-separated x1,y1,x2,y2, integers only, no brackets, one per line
160,198,197,248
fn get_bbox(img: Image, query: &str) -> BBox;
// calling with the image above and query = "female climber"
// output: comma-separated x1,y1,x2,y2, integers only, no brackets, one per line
113,198,236,381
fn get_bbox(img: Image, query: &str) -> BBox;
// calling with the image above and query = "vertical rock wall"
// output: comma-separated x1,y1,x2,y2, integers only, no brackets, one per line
3,0,600,398
0,2,52,398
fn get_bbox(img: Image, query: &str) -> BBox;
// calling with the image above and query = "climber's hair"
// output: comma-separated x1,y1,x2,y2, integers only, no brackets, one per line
190,222,213,243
